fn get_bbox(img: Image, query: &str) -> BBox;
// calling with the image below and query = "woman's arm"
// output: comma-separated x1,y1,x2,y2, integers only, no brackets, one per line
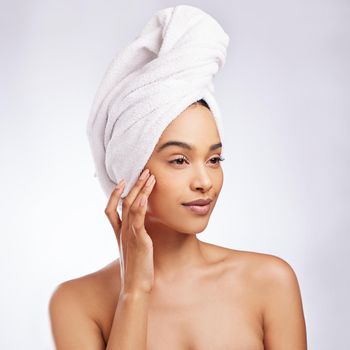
260,256,308,350
105,291,150,350
49,282,150,350
49,281,106,350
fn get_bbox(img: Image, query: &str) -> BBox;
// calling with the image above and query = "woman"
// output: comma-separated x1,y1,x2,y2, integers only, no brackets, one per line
49,5,307,350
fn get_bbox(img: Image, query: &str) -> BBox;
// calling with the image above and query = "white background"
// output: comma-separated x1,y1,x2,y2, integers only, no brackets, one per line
1,0,349,348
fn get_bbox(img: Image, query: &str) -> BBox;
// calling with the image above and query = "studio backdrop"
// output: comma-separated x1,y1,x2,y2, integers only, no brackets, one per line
0,0,349,349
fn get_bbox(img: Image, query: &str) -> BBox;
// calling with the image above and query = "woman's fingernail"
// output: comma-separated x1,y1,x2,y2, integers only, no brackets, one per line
116,179,125,188
139,169,150,180
145,174,155,186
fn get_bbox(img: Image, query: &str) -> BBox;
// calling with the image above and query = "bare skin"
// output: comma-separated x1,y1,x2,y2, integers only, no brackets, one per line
49,103,307,349
50,245,306,349
86,245,264,349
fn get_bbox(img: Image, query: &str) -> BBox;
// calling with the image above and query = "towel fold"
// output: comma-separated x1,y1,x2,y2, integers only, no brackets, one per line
86,4,230,201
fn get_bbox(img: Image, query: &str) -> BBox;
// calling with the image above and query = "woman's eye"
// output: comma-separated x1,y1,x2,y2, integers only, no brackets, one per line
169,156,188,165
210,156,225,164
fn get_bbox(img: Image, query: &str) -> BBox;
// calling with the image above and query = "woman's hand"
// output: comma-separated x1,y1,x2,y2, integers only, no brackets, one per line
104,169,156,295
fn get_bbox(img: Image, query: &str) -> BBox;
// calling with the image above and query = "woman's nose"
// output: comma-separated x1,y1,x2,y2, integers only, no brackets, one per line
190,169,212,192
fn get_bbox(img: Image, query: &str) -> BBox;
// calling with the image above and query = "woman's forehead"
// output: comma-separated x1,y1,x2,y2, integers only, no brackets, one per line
161,105,218,137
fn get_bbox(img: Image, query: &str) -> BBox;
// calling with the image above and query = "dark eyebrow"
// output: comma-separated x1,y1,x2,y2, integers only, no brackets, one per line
156,140,222,153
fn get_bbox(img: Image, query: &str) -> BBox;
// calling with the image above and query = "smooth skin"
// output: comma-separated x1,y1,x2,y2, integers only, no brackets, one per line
49,103,307,349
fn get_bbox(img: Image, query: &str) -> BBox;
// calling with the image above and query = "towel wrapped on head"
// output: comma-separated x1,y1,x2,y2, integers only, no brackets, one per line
86,4,230,202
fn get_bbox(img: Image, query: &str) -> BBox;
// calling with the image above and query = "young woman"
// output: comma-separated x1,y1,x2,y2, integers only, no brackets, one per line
49,99,307,349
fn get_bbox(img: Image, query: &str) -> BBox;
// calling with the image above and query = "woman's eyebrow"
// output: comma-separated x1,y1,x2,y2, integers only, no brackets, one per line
156,140,222,152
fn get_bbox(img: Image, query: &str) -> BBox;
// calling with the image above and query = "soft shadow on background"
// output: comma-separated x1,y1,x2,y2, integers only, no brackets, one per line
0,0,349,349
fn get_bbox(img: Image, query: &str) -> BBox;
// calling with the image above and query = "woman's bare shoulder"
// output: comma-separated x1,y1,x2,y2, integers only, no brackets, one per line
49,258,121,317
48,260,121,349
234,249,298,283
224,247,303,314
223,247,307,347
208,243,299,287
52,259,120,292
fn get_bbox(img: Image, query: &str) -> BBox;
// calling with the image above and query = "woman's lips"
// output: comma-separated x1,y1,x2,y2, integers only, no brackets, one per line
182,203,211,215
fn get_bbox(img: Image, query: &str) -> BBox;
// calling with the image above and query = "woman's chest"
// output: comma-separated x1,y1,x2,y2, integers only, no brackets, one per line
98,284,264,350
145,290,264,350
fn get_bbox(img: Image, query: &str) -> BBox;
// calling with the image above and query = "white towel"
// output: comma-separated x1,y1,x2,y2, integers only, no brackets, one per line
86,4,230,202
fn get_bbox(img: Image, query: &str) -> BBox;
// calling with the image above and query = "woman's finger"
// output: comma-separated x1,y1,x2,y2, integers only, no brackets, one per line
129,174,156,240
121,169,150,235
104,179,126,242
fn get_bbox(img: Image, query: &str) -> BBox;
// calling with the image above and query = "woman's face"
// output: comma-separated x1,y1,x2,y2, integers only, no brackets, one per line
143,104,224,234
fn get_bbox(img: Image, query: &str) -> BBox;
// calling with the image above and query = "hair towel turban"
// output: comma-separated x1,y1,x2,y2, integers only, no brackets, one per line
86,4,230,202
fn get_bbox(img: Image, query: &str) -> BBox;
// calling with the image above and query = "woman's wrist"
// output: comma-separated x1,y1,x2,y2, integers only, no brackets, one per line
119,289,152,300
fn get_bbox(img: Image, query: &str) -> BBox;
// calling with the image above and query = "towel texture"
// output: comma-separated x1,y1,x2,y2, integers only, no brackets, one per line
86,4,229,202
